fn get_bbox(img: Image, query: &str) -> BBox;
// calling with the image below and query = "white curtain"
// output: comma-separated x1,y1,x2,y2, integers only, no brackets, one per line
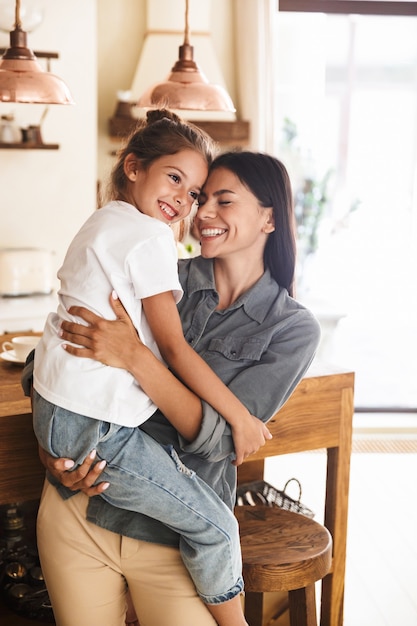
234,0,277,152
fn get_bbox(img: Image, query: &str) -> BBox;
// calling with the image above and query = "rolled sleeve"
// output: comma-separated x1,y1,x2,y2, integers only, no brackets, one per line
178,401,234,460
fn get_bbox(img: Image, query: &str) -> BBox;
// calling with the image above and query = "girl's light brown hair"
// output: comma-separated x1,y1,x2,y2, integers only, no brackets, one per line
106,109,217,204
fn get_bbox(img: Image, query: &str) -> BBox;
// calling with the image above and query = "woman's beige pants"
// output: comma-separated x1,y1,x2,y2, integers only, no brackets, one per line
37,480,216,626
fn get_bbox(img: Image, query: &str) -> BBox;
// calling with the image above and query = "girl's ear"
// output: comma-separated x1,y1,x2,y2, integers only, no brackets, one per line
124,153,139,182
263,207,275,234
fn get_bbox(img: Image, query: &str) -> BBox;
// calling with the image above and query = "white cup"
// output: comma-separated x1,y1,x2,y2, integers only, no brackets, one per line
2,335,40,361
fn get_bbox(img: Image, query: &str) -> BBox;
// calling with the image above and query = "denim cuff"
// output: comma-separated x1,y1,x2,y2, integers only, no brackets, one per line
198,576,244,605
21,349,35,397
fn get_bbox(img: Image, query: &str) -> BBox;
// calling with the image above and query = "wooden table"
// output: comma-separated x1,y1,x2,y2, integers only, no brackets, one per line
0,341,353,513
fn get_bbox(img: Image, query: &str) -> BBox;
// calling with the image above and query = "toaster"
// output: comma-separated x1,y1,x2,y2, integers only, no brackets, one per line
0,248,54,296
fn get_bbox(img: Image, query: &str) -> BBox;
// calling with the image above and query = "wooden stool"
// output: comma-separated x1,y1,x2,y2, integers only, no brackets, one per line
236,506,333,626
236,368,355,626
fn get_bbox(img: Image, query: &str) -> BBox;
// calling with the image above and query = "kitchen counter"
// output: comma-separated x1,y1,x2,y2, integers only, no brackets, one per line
0,338,351,507
0,332,45,505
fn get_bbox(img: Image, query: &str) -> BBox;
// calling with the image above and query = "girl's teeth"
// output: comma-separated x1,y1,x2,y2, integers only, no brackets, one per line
161,204,175,217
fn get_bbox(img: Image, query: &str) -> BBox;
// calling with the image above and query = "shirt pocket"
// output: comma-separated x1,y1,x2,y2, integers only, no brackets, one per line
208,336,266,362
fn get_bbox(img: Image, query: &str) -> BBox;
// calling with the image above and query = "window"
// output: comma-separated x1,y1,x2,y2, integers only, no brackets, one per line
278,1,417,17
273,10,417,411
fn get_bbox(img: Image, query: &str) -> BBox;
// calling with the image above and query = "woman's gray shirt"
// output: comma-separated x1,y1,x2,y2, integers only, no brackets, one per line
31,256,321,546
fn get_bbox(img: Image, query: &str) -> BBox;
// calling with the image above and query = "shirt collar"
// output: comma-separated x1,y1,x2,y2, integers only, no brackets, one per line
180,256,281,324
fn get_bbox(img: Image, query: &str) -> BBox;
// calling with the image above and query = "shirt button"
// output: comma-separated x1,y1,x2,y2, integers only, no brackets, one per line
231,350,237,356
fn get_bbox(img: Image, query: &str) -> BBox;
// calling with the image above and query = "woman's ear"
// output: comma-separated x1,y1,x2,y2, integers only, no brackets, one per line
263,207,275,234
124,153,139,182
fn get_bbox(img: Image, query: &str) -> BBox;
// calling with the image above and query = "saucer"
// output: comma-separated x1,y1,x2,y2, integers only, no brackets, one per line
0,350,26,365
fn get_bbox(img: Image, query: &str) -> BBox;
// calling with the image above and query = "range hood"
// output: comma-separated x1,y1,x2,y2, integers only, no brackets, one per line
129,0,236,122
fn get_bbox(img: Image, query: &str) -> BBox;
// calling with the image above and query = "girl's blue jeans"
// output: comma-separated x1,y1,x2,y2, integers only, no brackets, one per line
32,390,243,604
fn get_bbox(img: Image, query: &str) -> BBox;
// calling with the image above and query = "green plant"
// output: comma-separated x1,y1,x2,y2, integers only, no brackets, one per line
295,169,333,256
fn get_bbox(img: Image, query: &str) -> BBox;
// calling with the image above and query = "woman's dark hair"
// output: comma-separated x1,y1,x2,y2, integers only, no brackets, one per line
209,151,297,296
106,109,217,203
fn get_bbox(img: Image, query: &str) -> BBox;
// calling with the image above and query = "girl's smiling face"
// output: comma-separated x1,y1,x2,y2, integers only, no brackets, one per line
195,167,275,260
124,149,208,225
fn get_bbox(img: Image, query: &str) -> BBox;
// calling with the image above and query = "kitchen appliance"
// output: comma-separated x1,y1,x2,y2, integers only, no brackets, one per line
0,247,54,296
0,292,57,333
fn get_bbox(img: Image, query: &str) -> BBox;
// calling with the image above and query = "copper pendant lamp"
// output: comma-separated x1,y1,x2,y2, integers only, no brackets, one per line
137,0,235,112
0,0,74,104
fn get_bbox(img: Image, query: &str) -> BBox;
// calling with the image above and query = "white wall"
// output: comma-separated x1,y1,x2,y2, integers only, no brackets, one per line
0,0,238,289
96,0,236,182
97,0,145,183
0,0,97,288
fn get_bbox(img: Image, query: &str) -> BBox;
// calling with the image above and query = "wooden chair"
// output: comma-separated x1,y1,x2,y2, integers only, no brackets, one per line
236,367,354,626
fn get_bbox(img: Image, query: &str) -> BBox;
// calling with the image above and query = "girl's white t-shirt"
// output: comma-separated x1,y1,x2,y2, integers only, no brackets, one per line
34,201,183,427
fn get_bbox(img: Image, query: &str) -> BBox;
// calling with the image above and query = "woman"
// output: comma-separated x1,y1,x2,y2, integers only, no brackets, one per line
32,110,268,626
28,151,321,626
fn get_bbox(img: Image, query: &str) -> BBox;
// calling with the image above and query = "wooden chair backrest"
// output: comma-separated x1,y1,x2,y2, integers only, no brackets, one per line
237,367,355,626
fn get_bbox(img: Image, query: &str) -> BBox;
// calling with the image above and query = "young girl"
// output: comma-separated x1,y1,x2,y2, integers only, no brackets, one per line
33,110,270,626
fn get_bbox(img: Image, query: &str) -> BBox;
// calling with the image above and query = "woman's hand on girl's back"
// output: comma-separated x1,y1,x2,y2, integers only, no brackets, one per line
60,292,143,370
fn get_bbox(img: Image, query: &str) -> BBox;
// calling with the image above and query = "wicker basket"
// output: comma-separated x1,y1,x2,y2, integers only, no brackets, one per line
236,478,315,519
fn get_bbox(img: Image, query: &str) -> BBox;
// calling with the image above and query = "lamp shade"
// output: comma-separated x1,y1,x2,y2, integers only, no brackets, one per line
0,26,74,104
137,42,235,113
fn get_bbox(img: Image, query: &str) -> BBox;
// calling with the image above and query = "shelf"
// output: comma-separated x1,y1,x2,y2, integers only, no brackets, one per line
0,51,60,152
109,115,250,147
0,49,58,59
192,120,250,146
0,142,59,150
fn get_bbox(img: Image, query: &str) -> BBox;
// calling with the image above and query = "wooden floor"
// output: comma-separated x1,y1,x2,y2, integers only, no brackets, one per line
264,417,417,626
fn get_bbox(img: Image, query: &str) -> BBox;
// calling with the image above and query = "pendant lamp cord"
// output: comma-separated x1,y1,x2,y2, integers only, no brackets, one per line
184,0,190,45
15,0,22,29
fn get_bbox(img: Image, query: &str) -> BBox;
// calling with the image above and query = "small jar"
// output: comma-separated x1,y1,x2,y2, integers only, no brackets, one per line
0,114,21,143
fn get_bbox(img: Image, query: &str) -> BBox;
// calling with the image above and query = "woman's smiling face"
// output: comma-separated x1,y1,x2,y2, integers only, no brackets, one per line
195,167,275,260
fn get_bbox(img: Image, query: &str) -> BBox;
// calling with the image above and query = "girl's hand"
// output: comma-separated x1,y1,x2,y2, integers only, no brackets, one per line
60,292,143,370
38,446,109,496
231,416,272,466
